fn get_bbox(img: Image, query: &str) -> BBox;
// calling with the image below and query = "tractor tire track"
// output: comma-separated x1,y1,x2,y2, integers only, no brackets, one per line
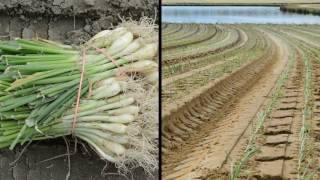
162,30,287,180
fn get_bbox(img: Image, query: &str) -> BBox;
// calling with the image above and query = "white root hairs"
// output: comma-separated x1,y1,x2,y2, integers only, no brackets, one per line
117,17,158,44
110,75,158,176
114,18,158,175
84,17,159,176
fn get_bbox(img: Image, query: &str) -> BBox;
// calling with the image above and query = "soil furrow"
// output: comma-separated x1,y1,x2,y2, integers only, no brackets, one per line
200,30,292,179
245,49,304,180
162,24,320,180
162,27,242,66
162,30,286,179
310,58,320,178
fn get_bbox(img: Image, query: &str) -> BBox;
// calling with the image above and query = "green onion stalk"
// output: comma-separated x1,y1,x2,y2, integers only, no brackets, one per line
0,20,158,172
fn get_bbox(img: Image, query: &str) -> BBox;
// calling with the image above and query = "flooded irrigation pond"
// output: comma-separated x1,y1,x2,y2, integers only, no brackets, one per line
162,6,320,24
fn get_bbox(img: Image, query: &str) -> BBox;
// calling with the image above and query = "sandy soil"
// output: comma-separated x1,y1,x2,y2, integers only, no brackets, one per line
162,24,320,179
209,37,304,179
162,28,248,86
162,29,289,179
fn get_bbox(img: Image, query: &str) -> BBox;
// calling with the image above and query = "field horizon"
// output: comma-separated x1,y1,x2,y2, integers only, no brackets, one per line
162,0,320,5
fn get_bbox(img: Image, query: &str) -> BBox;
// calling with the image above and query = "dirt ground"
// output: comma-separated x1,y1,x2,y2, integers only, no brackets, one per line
162,23,320,179
0,0,158,179
0,0,158,44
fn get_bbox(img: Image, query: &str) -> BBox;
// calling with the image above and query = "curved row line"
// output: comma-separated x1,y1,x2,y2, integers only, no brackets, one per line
162,26,268,107
162,30,277,179
162,26,240,65
162,24,200,45
162,23,183,37
162,24,218,49
162,26,250,79
162,24,320,179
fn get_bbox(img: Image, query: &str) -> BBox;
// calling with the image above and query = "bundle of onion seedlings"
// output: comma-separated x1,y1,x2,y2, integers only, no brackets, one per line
0,19,158,172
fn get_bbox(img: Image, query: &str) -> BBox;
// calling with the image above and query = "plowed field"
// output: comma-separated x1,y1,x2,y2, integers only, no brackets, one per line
162,24,320,179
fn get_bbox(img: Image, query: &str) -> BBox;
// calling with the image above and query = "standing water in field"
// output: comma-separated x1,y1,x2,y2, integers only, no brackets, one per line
162,6,320,24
